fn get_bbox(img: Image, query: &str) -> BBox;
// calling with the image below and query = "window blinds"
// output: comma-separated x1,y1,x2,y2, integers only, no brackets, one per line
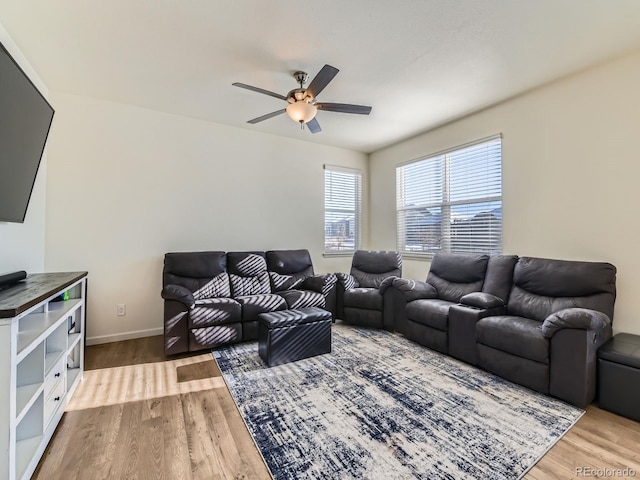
324,166,362,253
396,136,502,256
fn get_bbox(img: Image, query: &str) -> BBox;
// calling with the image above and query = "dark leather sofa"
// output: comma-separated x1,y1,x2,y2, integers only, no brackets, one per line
391,254,616,407
335,250,402,330
161,249,336,355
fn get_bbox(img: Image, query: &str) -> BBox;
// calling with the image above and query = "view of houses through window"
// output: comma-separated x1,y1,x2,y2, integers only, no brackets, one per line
324,166,362,253
396,136,502,256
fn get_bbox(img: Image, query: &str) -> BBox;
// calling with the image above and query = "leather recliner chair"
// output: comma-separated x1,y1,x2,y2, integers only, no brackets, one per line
391,254,518,355
162,251,243,355
335,250,402,330
474,256,616,407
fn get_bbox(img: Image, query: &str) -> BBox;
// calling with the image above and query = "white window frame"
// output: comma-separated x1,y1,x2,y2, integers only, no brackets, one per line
396,135,502,258
324,165,362,255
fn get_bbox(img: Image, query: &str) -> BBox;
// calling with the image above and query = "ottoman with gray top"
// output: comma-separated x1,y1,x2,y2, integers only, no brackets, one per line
598,333,640,421
258,306,332,367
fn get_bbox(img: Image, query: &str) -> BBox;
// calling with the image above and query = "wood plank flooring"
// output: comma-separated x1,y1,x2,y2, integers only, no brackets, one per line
33,336,270,480
34,335,640,480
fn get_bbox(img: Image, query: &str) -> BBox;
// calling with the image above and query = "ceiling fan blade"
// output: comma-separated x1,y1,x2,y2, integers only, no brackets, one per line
232,82,288,101
316,103,372,115
306,117,321,134
306,64,339,99
247,109,287,124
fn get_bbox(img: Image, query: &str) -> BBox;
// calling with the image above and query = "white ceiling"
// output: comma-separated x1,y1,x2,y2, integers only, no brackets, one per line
2,1,640,153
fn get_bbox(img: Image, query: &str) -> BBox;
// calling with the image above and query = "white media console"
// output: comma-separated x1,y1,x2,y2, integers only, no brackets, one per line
0,272,87,480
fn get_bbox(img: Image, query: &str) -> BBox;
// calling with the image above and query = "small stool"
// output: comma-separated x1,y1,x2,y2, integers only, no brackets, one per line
598,333,640,421
258,307,332,367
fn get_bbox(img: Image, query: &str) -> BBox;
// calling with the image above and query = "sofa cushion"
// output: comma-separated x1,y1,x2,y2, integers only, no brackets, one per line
230,272,271,296
164,251,227,279
507,257,617,321
227,252,272,296
163,251,228,295
266,249,314,275
277,289,325,309
427,253,488,303
227,252,268,296
189,298,242,328
350,250,402,288
344,288,383,310
236,294,287,322
267,249,316,292
193,272,231,299
476,315,549,364
406,299,455,331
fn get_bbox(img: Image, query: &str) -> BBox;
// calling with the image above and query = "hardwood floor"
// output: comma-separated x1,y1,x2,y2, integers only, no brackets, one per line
34,336,640,480
33,336,270,480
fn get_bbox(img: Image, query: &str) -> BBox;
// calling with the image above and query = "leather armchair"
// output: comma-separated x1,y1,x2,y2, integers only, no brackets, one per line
475,256,616,407
336,250,402,330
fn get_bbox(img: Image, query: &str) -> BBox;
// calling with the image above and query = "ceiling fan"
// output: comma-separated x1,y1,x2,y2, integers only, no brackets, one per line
232,64,372,134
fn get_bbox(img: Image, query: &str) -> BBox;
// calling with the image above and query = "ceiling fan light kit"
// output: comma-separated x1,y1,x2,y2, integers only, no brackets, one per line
232,64,372,134
286,101,317,124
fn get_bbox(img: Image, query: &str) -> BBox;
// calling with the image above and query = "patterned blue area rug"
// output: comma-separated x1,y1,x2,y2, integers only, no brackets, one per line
213,324,583,480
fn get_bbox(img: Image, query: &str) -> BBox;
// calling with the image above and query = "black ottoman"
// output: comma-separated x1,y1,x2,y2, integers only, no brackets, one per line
598,333,640,421
258,307,332,367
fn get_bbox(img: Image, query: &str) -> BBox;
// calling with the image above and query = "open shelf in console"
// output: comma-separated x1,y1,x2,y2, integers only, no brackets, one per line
15,391,44,480
17,298,82,360
45,323,67,376
15,341,45,423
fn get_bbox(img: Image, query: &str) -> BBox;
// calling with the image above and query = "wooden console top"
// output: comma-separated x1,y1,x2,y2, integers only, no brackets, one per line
0,272,88,318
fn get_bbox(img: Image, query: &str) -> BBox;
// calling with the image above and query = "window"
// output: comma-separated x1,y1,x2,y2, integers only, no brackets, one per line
396,136,502,256
324,166,362,253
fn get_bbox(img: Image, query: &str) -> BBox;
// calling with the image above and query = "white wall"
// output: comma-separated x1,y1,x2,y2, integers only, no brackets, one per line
0,22,47,273
370,50,640,336
45,93,367,344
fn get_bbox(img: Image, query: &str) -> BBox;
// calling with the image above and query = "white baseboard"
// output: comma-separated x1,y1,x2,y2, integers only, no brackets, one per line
86,327,164,346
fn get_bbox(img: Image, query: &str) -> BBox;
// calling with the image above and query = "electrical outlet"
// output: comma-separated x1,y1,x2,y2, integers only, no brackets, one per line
117,304,126,316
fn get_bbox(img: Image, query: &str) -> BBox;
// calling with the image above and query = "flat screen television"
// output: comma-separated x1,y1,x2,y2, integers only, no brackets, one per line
0,41,54,223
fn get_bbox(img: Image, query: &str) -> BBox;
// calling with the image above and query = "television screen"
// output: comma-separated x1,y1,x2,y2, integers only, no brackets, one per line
0,41,54,223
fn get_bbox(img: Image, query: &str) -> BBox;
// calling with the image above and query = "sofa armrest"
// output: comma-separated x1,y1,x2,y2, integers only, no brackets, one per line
392,278,437,302
336,272,358,291
379,276,398,294
546,309,614,407
542,308,612,339
161,284,195,308
460,292,504,310
300,273,338,296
